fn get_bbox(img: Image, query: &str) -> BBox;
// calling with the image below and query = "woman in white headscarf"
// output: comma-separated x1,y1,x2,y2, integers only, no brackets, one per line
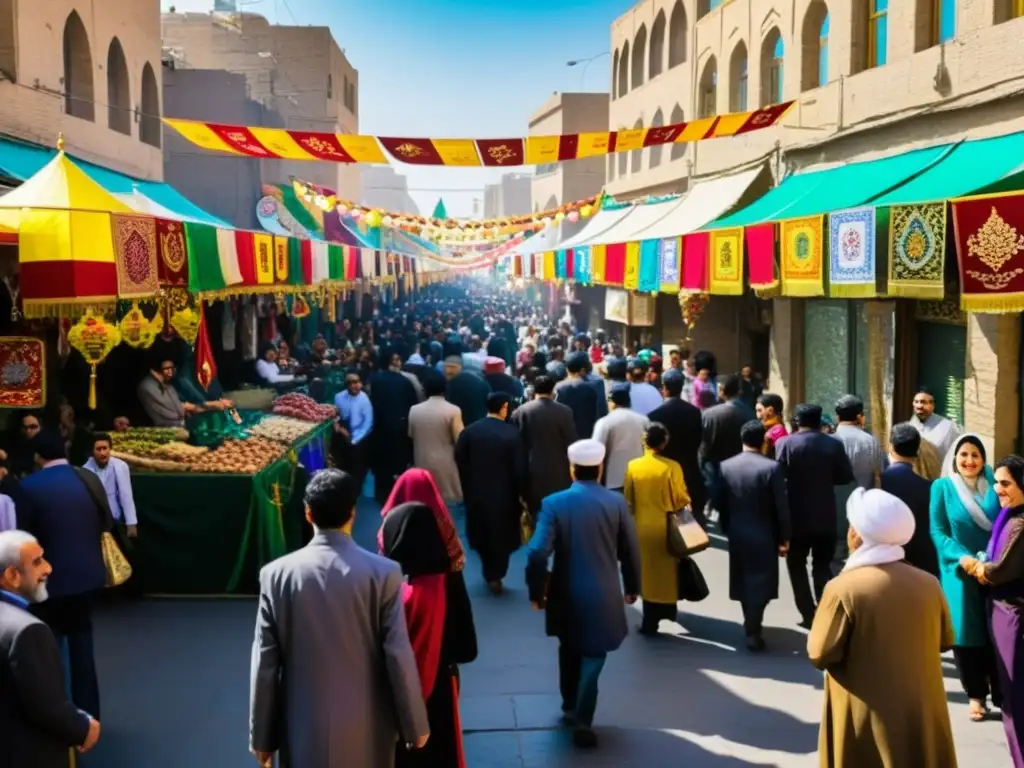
810,488,957,768
929,432,1002,721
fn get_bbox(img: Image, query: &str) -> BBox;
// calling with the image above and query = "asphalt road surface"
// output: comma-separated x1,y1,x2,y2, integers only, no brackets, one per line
83,496,1011,767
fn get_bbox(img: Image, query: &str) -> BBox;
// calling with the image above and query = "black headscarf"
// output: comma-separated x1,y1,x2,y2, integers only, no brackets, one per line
381,502,451,578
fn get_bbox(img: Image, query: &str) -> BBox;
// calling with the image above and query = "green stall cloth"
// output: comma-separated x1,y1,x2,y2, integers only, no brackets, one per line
131,420,332,595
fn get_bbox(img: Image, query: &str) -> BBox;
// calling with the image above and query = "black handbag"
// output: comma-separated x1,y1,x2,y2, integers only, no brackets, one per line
677,558,710,602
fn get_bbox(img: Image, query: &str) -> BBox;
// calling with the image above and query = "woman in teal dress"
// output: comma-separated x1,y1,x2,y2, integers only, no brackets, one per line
930,432,1002,720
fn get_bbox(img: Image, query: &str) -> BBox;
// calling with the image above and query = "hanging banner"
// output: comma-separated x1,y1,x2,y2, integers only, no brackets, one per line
709,228,744,295
605,288,629,324
952,191,1024,312
780,216,825,297
657,238,681,294
828,207,878,298
163,102,794,167
887,203,946,299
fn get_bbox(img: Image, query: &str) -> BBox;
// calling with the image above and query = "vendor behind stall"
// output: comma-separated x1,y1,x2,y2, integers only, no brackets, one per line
137,356,226,428
256,342,306,390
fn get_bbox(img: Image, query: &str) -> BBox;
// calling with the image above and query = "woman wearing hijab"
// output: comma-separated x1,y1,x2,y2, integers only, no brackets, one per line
379,468,466,573
930,432,1003,720
809,488,956,768
963,454,1024,765
381,501,478,768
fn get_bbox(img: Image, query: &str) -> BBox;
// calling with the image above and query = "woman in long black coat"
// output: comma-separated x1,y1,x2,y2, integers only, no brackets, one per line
382,501,478,768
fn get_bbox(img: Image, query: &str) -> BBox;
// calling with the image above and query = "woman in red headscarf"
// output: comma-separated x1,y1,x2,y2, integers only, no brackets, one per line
379,468,466,572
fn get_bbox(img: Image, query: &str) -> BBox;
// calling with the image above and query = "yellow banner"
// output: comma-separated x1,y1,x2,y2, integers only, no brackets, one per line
273,236,289,282
336,135,388,164
623,242,640,290
248,128,315,160
577,133,612,159
709,228,744,295
254,233,274,284
542,251,556,281
431,139,481,167
591,244,606,284
615,128,647,153
780,216,826,297
525,136,561,165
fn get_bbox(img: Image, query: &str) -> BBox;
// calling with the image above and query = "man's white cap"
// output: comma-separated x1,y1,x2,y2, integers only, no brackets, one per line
568,439,606,467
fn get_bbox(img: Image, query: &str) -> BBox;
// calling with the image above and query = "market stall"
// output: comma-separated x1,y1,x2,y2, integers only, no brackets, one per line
110,395,336,595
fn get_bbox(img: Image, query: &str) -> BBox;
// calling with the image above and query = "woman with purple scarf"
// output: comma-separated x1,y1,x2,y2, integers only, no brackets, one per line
963,454,1024,766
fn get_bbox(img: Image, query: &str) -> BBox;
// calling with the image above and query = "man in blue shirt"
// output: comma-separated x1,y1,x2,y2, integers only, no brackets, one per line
334,373,374,488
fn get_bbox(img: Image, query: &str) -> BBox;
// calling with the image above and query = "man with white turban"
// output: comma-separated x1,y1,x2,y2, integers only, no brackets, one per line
525,439,641,750
808,488,957,768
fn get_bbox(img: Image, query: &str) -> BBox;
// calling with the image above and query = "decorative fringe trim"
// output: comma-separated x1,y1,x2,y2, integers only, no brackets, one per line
960,292,1024,313
886,282,944,299
708,284,744,296
23,299,117,319
753,282,781,299
781,281,826,298
828,283,878,299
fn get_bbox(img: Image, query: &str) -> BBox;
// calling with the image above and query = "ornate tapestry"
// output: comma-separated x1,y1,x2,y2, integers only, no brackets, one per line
829,207,877,298
657,237,681,294
952,192,1024,312
888,203,946,299
156,218,189,287
0,337,45,408
112,214,160,298
709,227,744,295
780,216,825,297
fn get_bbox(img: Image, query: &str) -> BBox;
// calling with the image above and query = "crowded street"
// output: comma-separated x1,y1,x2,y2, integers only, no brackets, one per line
82,496,1009,767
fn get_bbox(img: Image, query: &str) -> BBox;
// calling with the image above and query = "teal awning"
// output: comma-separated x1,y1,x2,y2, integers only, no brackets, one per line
708,144,953,228
872,131,1024,206
0,135,228,227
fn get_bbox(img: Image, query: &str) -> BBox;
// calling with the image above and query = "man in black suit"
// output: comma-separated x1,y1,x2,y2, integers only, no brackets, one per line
555,353,601,440
0,530,101,766
880,422,939,577
775,404,855,627
455,392,526,594
699,374,757,514
649,370,707,526
511,376,578,515
715,421,791,651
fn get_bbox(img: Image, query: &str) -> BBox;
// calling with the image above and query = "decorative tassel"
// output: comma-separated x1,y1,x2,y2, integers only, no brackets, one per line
88,365,98,411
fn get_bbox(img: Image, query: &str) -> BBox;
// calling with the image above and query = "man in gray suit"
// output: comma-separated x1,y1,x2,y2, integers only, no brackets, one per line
714,421,791,652
249,469,429,768
0,530,101,768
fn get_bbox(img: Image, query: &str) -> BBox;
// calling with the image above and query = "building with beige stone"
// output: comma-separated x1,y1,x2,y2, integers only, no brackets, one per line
0,0,164,179
161,10,360,201
604,0,1024,454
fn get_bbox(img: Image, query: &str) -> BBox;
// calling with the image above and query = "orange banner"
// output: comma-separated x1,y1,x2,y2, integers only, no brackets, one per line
163,101,794,167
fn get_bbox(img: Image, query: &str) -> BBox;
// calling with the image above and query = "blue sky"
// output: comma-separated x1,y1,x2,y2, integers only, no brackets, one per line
161,0,633,215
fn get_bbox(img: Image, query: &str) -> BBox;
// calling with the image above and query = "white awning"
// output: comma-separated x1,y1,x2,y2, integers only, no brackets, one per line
114,190,188,221
628,166,766,241
581,197,681,247
555,205,636,250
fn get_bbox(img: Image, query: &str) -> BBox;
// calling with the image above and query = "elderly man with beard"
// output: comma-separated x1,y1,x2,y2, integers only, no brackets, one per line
0,530,102,766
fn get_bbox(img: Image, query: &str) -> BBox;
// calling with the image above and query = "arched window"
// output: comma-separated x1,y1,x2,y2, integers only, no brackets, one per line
139,62,161,148
632,25,647,89
916,0,955,50
760,29,784,106
670,104,686,161
698,57,717,119
801,3,830,91
106,38,130,135
650,11,666,80
612,49,619,100
618,42,630,96
729,42,748,112
669,1,688,67
649,109,666,168
63,11,94,121
617,127,628,176
630,119,643,174
697,0,711,20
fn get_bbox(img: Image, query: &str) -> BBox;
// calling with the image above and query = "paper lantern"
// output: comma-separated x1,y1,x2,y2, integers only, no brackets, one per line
555,211,566,223
567,211,580,223
382,215,393,226
337,204,348,216
580,205,593,218
542,217,552,226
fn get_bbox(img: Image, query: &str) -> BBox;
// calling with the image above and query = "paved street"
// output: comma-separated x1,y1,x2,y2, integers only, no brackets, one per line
84,496,1012,767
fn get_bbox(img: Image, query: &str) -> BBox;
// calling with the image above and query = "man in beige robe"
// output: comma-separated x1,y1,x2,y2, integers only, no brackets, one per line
408,373,464,503
808,487,957,768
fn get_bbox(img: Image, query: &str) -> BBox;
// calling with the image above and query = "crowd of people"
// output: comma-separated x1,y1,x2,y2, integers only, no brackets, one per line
3,283,1024,767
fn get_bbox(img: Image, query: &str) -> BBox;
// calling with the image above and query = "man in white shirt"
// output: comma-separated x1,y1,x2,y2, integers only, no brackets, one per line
83,434,138,539
592,385,649,492
910,387,962,459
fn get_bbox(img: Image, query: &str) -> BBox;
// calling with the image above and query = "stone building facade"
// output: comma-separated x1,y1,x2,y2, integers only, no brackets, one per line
0,0,164,179
161,11,360,201
608,0,1024,454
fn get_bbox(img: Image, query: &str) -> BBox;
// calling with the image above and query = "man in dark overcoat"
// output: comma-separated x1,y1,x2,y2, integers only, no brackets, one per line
511,375,577,514
455,392,525,593
715,421,791,651
649,370,707,525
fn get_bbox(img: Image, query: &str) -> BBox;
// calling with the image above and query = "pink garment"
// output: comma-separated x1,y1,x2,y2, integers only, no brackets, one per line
0,494,15,532
692,377,716,409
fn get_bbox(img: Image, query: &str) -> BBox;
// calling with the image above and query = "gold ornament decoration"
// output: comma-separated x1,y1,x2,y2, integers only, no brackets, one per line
67,312,122,410
967,206,1024,273
119,302,161,349
170,306,200,346
678,292,710,341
